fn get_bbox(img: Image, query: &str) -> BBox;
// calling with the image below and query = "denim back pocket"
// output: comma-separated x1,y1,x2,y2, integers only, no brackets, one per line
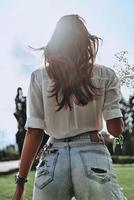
35,149,59,189
79,149,111,184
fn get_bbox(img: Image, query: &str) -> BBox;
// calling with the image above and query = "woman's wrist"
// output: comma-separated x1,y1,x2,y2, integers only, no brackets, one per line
15,172,28,185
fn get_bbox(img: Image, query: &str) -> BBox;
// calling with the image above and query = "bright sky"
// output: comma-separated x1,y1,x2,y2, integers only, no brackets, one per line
0,0,134,146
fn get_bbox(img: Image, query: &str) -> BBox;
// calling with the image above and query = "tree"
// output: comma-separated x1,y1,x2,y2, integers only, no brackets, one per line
14,87,26,155
113,51,134,88
114,51,134,155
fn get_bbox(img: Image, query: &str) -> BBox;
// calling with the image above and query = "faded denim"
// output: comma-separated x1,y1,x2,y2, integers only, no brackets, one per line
33,133,127,200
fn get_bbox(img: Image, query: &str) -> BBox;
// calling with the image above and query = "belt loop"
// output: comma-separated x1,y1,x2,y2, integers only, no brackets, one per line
65,138,69,142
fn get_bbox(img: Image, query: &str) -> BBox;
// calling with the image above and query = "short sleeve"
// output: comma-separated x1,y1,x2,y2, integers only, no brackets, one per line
103,69,123,120
25,71,46,130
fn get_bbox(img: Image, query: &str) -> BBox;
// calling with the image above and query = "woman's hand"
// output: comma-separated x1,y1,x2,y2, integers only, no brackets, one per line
106,117,124,137
12,184,25,200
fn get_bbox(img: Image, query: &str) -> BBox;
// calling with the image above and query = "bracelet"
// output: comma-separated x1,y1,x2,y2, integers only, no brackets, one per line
15,172,28,185
113,134,124,153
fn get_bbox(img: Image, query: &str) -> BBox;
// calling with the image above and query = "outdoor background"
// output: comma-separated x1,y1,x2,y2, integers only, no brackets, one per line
0,0,134,148
0,0,134,199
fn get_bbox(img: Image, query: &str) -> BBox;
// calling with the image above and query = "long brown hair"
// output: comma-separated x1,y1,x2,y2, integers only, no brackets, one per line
44,15,101,111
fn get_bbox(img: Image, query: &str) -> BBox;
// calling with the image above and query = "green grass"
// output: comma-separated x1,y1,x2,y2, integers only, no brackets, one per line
115,164,134,200
0,165,133,200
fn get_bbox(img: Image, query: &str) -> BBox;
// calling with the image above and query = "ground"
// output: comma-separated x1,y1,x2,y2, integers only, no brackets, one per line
0,164,133,200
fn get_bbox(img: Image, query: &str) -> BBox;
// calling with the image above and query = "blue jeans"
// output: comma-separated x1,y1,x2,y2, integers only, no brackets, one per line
33,132,127,200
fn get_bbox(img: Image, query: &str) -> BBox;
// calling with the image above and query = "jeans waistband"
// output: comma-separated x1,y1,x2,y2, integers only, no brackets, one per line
42,131,105,152
53,131,101,143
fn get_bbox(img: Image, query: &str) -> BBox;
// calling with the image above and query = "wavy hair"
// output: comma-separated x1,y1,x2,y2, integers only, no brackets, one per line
43,15,102,111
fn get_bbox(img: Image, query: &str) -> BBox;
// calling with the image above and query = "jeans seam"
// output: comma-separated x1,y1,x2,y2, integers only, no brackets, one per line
68,143,74,197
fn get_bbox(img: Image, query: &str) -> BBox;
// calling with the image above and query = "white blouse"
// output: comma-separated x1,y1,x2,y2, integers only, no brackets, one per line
25,64,123,139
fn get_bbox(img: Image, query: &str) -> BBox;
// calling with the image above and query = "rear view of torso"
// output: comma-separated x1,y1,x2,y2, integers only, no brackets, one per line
25,64,122,139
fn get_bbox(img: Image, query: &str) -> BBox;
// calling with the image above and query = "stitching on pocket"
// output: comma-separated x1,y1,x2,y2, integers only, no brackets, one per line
79,149,111,184
35,150,59,189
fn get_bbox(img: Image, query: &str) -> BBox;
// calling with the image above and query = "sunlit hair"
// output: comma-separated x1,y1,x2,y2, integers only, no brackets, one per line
32,15,102,111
